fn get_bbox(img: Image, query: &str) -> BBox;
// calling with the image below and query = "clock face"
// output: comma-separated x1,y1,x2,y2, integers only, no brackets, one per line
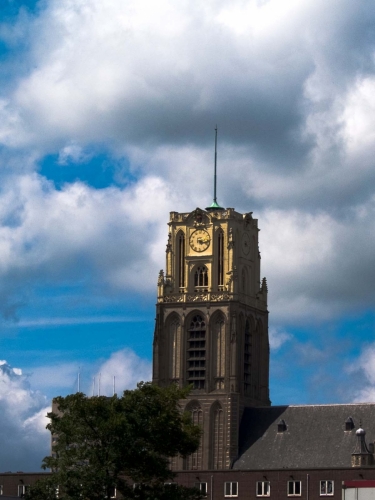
241,232,250,255
189,229,211,252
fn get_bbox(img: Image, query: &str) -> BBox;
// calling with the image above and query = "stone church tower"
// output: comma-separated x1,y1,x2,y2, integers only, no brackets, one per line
152,205,270,470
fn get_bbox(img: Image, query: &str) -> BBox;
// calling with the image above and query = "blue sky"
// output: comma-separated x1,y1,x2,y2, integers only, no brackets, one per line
1,0,375,470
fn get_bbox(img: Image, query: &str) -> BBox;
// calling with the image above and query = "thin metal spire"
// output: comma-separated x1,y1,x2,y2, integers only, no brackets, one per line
214,125,218,204
206,126,224,211
77,367,80,393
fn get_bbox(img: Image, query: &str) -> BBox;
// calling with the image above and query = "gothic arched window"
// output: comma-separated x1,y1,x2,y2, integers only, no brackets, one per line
169,318,181,380
217,230,224,289
211,402,224,469
213,318,225,386
244,319,251,394
177,232,185,289
254,320,263,399
185,402,203,470
187,315,206,389
241,268,247,293
194,266,208,288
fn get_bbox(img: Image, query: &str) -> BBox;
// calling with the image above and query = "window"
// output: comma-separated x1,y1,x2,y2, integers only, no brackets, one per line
186,403,203,470
170,319,181,380
320,481,334,496
18,485,29,498
257,481,270,497
195,482,207,497
225,482,238,497
0,485,3,495
218,230,224,288
242,268,246,292
108,486,116,498
288,481,301,496
244,319,251,394
278,419,287,433
212,403,224,469
194,266,208,288
214,319,225,380
187,315,206,389
178,232,185,289
345,417,354,431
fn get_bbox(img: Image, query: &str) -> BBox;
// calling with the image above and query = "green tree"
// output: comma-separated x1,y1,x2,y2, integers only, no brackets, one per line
26,383,202,500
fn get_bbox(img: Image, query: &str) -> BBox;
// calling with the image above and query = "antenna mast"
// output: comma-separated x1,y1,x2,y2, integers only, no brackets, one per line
206,126,224,211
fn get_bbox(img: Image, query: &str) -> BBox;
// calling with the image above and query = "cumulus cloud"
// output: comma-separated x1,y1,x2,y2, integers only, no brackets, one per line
0,0,374,331
269,328,292,351
0,172,183,319
0,350,152,470
348,345,375,402
93,349,152,397
259,199,375,323
0,0,374,330
28,362,79,394
0,360,50,471
0,0,372,176
26,349,152,399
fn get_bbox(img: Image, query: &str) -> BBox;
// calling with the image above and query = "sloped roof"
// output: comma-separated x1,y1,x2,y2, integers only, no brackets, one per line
233,403,375,470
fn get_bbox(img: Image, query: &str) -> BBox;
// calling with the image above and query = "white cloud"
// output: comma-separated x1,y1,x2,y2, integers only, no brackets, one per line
28,362,79,393
348,345,375,402
1,159,375,326
259,200,375,323
0,0,374,329
0,361,50,471
0,172,181,319
94,349,152,397
342,77,375,154
0,350,152,470
269,328,292,350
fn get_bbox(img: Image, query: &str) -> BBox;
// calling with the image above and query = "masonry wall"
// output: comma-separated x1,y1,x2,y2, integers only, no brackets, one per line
0,472,48,498
4,468,375,499
174,468,375,500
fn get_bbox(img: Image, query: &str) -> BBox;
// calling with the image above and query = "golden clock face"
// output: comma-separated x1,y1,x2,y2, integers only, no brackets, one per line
241,232,250,255
189,229,211,252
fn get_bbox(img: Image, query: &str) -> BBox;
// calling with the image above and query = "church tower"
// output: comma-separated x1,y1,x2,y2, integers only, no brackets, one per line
152,205,270,470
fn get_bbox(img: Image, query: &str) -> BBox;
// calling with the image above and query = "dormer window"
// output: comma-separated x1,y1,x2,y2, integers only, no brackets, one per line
345,417,355,431
278,419,287,433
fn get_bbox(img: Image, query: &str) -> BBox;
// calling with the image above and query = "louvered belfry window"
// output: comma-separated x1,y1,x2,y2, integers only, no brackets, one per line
187,315,206,389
